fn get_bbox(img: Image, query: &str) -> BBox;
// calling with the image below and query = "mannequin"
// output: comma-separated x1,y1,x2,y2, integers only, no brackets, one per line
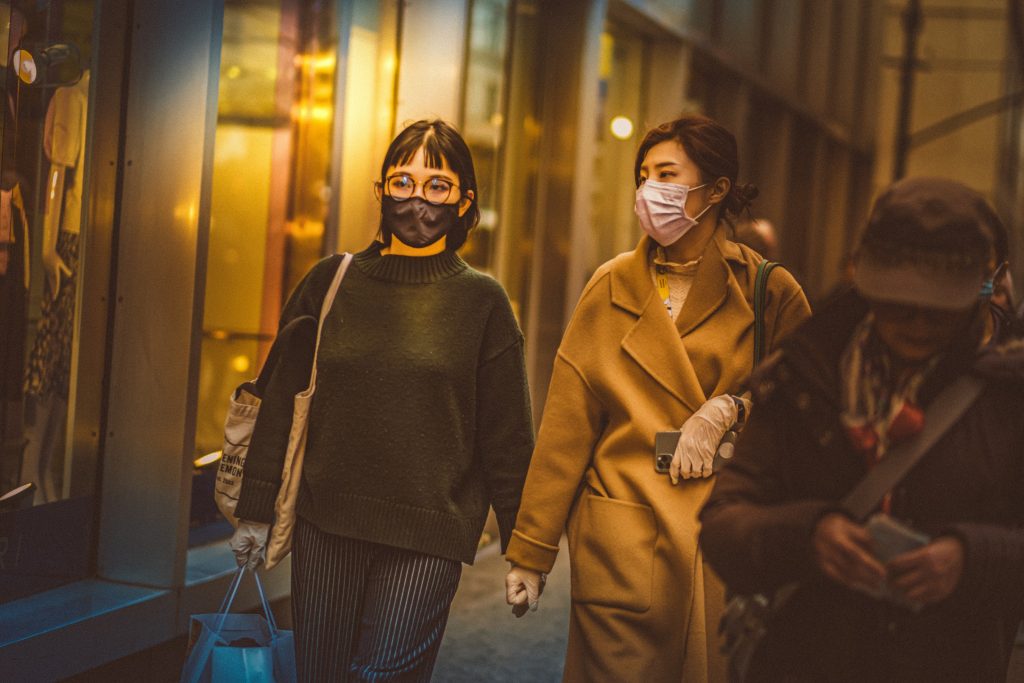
22,68,89,504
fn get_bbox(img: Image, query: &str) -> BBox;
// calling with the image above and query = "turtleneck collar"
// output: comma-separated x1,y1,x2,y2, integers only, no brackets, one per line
354,241,468,284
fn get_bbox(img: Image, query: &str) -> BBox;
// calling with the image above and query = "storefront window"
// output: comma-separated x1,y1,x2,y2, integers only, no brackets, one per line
0,0,98,603
191,0,341,545
193,0,403,544
491,0,542,332
335,0,398,253
590,22,646,272
459,0,510,272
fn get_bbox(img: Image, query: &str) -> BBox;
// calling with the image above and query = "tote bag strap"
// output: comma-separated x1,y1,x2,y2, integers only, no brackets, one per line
307,253,353,390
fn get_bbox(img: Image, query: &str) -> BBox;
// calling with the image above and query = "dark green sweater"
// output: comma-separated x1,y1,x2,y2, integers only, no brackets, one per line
234,243,534,564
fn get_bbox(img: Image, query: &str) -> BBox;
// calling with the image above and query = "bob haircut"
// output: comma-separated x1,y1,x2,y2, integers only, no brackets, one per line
633,114,758,219
378,119,480,250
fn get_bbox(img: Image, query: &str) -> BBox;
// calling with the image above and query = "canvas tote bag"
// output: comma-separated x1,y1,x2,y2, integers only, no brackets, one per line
263,253,352,568
214,254,351,543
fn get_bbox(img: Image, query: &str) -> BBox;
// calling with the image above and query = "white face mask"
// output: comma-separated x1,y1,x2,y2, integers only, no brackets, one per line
634,179,713,247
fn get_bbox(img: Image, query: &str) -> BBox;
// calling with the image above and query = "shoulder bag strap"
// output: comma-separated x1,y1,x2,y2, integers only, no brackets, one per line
753,260,779,365
767,372,986,614
307,253,353,390
840,372,985,518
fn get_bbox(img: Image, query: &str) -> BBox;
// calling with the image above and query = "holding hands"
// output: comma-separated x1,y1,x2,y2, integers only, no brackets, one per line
505,565,545,617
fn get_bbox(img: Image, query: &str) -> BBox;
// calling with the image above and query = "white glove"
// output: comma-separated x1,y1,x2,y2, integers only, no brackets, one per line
229,520,270,569
671,395,751,484
505,565,546,618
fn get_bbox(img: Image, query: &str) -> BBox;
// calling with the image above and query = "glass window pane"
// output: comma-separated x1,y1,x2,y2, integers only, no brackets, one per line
0,0,99,603
590,22,646,272
192,0,340,546
460,0,510,272
336,0,399,253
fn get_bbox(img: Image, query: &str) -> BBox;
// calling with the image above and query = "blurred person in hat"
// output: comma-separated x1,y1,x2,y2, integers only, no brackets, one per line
699,177,1024,682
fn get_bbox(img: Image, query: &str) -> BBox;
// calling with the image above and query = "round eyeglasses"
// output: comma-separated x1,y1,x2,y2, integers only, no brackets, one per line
378,173,460,205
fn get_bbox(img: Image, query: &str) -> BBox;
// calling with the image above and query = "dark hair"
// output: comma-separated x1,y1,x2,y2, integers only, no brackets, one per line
633,114,758,218
378,119,479,250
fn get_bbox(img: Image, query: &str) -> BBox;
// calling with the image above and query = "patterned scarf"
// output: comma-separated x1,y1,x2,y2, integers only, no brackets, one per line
839,314,937,510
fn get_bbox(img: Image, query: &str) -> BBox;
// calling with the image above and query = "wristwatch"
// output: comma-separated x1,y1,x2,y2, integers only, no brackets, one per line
730,394,747,429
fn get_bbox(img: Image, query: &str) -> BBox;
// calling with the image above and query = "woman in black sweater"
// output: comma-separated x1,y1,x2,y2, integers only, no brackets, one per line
231,120,535,682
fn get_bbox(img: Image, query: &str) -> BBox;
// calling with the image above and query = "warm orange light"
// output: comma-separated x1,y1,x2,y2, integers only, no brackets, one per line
194,451,222,468
231,355,251,373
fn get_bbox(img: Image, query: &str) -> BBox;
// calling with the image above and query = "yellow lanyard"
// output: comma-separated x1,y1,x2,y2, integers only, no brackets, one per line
655,265,672,318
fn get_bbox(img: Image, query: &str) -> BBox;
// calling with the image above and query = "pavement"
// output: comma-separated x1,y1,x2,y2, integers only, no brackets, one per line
433,540,571,682
67,535,1024,682
433,537,1024,683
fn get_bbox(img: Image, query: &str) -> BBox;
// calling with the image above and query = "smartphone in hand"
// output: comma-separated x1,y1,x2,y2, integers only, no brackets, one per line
865,513,931,610
866,513,931,563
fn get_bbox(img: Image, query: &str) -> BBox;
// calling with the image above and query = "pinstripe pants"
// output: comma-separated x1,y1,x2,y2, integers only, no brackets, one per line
292,516,462,682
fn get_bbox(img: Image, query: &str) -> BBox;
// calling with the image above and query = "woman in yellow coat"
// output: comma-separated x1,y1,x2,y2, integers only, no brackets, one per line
504,115,811,682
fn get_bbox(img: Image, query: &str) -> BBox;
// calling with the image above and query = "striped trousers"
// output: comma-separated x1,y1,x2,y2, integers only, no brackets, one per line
292,516,462,682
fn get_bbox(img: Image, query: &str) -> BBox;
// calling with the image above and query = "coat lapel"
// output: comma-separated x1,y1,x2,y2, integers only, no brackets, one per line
612,236,709,414
675,231,730,338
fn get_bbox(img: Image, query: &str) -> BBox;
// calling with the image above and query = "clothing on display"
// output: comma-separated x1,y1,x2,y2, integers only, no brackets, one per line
21,72,89,503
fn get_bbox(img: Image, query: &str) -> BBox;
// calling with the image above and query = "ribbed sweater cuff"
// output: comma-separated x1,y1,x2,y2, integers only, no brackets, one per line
234,477,278,524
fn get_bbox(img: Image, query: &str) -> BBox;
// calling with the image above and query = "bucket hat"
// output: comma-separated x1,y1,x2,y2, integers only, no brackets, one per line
853,177,998,310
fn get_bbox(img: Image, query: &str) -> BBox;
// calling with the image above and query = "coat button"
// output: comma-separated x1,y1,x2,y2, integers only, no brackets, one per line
796,392,810,411
818,430,833,446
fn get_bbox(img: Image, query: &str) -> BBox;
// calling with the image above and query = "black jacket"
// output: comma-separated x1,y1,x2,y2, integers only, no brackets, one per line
699,288,1024,682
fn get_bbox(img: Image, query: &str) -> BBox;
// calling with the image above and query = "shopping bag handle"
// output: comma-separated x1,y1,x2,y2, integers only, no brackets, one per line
211,566,280,638
253,570,279,635
211,565,247,636
217,565,246,615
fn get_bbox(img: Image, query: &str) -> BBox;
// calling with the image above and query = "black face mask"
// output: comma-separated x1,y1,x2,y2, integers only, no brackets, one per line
381,196,459,248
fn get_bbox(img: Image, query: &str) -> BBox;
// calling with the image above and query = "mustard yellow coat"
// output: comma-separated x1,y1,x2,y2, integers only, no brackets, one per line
506,231,811,682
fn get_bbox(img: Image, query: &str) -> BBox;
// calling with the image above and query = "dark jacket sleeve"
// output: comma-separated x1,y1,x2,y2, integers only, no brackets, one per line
476,293,535,553
946,522,1024,616
699,389,833,595
943,377,1024,615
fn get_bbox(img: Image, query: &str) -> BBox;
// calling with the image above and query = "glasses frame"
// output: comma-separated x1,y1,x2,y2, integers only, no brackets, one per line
376,173,462,206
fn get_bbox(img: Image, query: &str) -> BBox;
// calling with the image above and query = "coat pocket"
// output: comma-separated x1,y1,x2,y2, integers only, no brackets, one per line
569,491,658,612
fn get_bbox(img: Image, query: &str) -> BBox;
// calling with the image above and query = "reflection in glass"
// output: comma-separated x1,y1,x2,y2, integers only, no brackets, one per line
460,0,509,273
0,0,97,604
590,24,645,272
194,0,340,545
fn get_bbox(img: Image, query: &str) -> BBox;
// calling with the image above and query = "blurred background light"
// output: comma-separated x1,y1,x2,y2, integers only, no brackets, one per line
610,115,633,140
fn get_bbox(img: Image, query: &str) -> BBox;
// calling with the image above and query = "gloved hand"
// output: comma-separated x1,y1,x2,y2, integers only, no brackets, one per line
671,394,751,484
229,520,270,569
505,564,546,618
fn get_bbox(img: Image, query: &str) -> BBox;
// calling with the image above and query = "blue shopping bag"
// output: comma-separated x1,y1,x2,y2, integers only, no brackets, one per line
180,566,296,683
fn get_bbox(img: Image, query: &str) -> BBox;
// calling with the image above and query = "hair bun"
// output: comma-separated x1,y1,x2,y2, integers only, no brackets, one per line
725,182,758,216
